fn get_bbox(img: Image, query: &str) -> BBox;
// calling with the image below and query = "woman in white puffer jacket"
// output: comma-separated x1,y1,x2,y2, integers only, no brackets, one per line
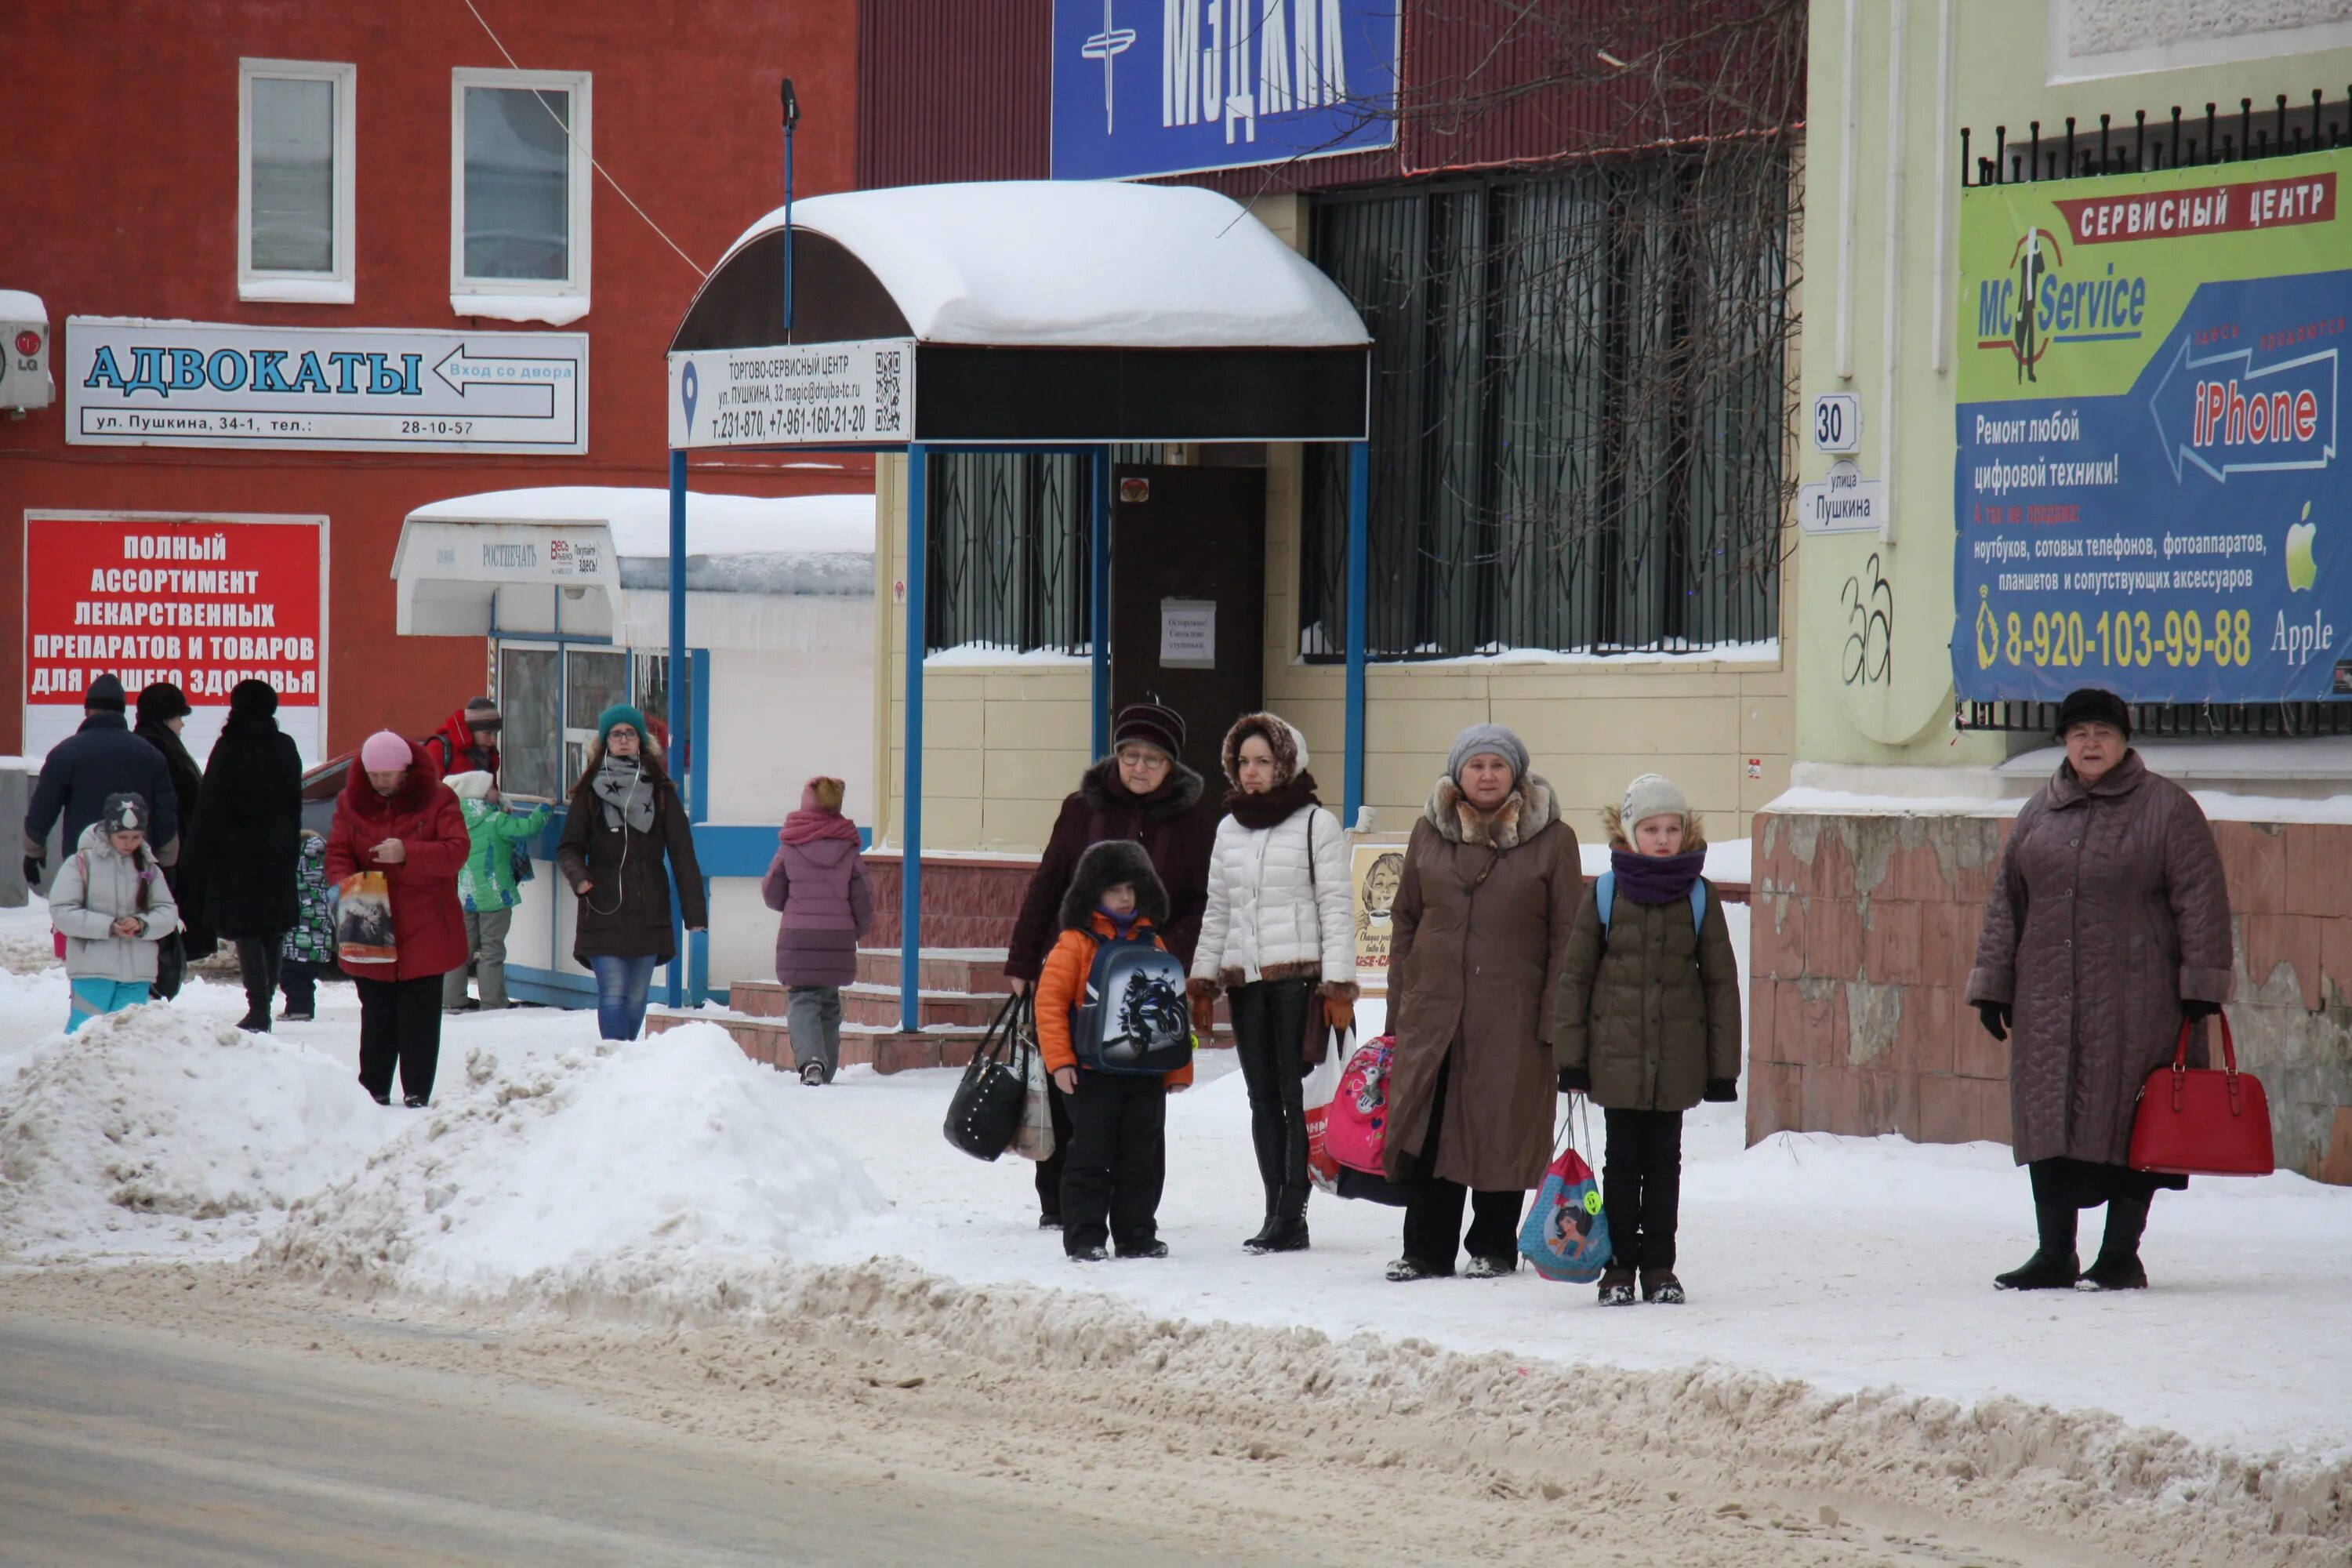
1188,713,1358,1254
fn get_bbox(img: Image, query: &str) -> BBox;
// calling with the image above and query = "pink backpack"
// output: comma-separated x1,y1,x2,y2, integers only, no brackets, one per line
1323,1035,1395,1174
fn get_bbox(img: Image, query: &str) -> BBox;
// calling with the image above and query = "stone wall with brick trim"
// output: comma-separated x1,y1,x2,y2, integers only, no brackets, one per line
1748,809,2352,1186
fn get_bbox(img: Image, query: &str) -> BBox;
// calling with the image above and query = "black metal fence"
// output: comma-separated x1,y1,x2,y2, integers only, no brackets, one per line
1298,144,1792,661
1956,89,2352,737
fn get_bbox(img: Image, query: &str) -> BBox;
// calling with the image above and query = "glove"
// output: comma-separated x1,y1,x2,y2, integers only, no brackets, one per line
1976,1001,2011,1042
2182,999,2222,1022
22,857,42,887
1187,977,1219,1038
1320,981,1358,1036
1556,1066,1591,1094
1702,1077,1739,1103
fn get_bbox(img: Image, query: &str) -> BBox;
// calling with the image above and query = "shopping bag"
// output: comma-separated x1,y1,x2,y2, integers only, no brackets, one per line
1303,1027,1348,1195
1323,1035,1394,1174
942,993,1029,1162
333,871,398,968
2129,1012,2274,1177
1011,996,1057,1163
1518,1103,1611,1283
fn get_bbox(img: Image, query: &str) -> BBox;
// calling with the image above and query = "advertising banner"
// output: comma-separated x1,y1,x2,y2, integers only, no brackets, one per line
666,340,913,449
24,513,327,764
1954,150,2350,705
66,318,586,454
1348,835,1407,995
1049,0,1397,180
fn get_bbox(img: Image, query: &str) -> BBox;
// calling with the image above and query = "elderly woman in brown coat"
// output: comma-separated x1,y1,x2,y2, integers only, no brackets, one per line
1968,688,2233,1294
1383,724,1581,1281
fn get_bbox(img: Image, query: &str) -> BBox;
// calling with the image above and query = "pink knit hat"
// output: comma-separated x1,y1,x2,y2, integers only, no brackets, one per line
359,731,411,771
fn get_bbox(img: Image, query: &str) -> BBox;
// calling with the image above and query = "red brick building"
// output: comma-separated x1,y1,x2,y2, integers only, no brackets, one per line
4,0,865,761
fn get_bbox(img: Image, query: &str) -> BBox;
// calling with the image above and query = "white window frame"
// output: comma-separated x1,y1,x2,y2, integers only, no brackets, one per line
238,58,357,305
450,67,592,320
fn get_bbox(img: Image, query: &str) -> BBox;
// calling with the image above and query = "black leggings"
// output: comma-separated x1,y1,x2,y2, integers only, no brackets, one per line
357,975,445,1104
1602,1109,1685,1272
235,936,283,1018
1229,978,1314,1204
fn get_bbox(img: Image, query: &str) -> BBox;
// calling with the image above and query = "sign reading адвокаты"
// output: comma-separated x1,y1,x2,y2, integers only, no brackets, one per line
1954,150,2349,705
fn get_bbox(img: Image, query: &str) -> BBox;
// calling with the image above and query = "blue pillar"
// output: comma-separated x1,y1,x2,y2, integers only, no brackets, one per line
686,647,712,1007
1091,447,1112,758
1344,440,1370,829
666,448,688,1009
901,446,927,1034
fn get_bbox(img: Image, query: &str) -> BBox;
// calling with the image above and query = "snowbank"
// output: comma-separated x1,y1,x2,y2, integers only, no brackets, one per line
262,1025,887,1316
0,1006,394,1262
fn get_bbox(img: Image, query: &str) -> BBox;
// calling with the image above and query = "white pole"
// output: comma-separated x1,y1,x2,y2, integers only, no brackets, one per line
1835,0,1860,381
1878,0,1909,543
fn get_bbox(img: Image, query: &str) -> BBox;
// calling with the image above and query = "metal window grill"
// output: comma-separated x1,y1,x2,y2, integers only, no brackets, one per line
1299,146,1792,661
1957,90,2352,737
924,452,1094,655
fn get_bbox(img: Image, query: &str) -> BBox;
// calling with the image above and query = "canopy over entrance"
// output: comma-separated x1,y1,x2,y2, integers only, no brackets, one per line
667,181,1370,444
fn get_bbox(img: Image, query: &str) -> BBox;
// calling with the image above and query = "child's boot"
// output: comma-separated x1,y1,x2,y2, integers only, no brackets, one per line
1640,1267,1686,1304
1596,1265,1636,1305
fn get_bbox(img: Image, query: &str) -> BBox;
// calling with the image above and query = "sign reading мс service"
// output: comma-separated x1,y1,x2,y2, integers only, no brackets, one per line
65,318,587,454
1953,151,2349,706
1050,0,1397,180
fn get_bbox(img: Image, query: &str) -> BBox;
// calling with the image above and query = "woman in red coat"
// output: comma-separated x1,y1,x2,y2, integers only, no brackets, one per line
326,731,469,1107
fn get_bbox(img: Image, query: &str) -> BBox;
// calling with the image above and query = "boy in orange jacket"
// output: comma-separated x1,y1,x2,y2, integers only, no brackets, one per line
1037,840,1193,1262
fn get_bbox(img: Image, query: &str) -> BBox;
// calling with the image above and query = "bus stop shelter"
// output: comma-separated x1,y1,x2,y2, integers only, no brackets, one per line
663,180,1371,1026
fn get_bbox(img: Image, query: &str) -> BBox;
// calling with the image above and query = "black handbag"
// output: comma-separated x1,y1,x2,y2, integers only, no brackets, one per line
942,993,1032,1161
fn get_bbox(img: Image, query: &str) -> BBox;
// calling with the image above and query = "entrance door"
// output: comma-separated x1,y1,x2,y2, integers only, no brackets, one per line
1110,464,1265,783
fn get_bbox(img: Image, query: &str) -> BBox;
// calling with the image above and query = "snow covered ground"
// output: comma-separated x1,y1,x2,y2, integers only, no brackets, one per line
3,897,2349,1490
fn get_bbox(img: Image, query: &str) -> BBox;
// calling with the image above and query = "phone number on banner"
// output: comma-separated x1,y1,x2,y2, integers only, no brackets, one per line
1973,601,2255,671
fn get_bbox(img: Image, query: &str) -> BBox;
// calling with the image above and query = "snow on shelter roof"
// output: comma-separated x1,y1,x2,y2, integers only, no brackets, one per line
715,182,1370,349
406,487,872,560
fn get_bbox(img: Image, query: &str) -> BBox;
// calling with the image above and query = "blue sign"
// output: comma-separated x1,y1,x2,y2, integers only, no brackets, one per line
1051,0,1399,181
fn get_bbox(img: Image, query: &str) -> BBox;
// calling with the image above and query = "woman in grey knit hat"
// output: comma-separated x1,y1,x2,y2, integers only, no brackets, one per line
1379,723,1580,1280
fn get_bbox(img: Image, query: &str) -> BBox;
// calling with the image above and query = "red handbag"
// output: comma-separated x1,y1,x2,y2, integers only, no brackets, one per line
2128,1012,2274,1178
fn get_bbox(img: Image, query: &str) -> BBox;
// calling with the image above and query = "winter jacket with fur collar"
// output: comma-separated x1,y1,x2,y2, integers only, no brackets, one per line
50,822,182,982
1005,755,1219,983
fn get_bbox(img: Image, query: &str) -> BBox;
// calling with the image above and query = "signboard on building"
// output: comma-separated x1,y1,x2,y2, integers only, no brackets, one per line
1048,0,1399,180
24,512,327,764
65,319,587,454
1348,834,1408,995
666,339,913,449
1954,150,2350,706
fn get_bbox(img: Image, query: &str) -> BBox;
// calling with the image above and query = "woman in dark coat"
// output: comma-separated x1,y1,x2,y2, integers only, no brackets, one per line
132,681,216,997
556,704,706,1041
1968,687,2234,1293
1383,723,1581,1282
188,680,303,1031
1004,702,1221,1229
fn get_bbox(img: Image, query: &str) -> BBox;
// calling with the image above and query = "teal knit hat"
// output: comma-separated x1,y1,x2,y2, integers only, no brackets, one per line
597,703,648,746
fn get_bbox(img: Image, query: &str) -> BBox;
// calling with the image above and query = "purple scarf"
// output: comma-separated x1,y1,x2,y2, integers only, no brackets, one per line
1610,848,1705,903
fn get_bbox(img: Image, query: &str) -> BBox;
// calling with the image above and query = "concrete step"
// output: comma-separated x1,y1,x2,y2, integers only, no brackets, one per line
855,946,1014,995
728,978,1008,1029
647,1009,988,1075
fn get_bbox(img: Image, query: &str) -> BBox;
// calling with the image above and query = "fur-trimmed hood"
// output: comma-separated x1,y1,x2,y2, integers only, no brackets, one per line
1079,754,1203,819
1219,712,1309,789
1599,804,1709,852
1423,772,1561,849
1057,839,1171,931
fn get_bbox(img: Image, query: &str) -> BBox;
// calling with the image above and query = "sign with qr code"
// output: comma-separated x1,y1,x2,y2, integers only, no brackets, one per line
665,339,914,448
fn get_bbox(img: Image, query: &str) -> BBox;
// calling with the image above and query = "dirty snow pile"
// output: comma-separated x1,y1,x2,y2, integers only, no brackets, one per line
261,1023,887,1317
0,1004,394,1262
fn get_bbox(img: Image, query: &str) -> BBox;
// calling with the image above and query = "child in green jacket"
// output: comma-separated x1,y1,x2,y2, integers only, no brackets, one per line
443,771,550,1012
278,829,338,1022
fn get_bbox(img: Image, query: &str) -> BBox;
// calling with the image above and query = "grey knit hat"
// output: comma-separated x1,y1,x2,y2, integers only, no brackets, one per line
1447,723,1529,784
1620,773,1688,831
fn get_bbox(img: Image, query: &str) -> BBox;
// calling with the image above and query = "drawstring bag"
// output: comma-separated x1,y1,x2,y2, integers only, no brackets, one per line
1519,1100,1612,1283
943,993,1030,1162
1303,1026,1348,1194
333,871,397,968
1011,995,1057,1163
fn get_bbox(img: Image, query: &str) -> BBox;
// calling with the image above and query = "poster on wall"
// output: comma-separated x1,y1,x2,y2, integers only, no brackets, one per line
1048,0,1398,180
24,513,327,765
1348,834,1408,995
1953,148,2350,705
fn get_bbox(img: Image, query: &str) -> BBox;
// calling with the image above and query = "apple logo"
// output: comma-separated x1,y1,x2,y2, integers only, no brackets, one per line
2286,501,2318,593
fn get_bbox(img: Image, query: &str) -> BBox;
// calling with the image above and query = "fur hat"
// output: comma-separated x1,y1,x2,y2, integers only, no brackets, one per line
1220,712,1308,789
1620,773,1689,832
1447,722,1529,784
2054,686,2131,740
1058,839,1171,932
136,681,190,726
84,673,126,713
360,731,412,771
464,695,503,733
230,678,278,717
1112,702,1185,762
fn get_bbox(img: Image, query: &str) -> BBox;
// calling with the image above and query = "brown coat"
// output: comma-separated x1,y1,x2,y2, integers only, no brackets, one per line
1967,750,2234,1167
1552,817,1742,1112
1385,774,1581,1191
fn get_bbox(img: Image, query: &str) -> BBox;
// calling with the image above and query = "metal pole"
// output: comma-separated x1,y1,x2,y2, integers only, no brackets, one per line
666,447,688,1009
780,78,799,336
1091,447,1112,759
901,445,927,1035
1344,440,1370,829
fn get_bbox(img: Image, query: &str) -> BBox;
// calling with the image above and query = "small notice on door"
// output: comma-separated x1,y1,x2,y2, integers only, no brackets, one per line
1160,598,1216,669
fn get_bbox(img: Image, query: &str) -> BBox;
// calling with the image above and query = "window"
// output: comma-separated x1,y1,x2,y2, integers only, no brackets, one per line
238,60,355,303
924,452,1094,656
1298,150,1791,660
562,648,629,789
495,642,684,800
452,68,591,315
499,646,561,799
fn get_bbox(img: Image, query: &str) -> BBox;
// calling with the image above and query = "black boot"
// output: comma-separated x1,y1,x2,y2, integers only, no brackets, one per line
1994,1203,2080,1290
1247,1187,1310,1254
1242,1183,1280,1251
2080,1196,2151,1290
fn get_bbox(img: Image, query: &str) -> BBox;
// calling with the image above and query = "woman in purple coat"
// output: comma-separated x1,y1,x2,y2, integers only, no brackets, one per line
761,777,873,1085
